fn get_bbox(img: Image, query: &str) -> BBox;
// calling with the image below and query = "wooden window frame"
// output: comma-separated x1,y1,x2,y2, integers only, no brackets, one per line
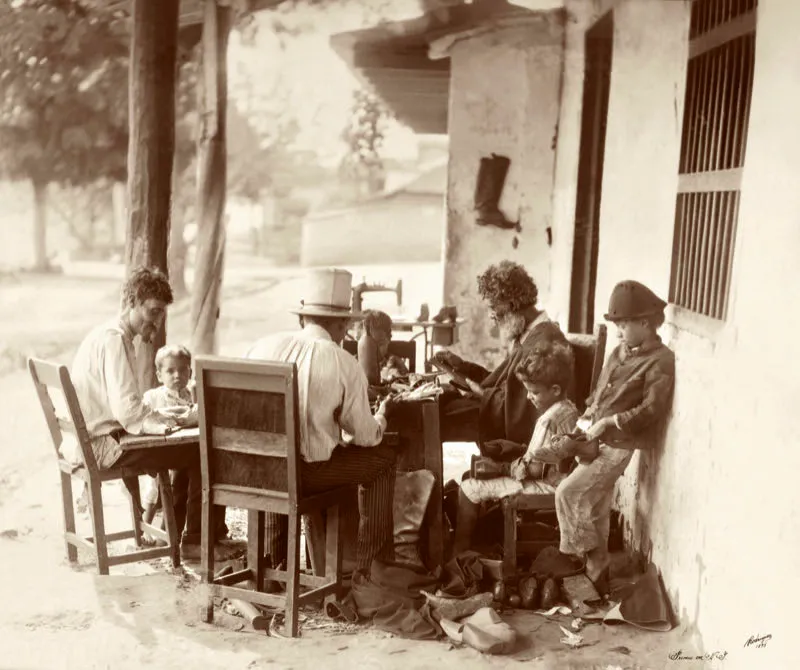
668,1,757,322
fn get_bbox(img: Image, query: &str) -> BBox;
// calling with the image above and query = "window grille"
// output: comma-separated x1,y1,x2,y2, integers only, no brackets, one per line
669,0,757,320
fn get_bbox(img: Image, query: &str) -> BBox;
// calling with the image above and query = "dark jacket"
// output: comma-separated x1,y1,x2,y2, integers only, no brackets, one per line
585,337,675,450
460,320,568,447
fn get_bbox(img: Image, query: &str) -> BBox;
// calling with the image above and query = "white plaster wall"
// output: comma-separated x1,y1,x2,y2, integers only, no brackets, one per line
592,0,689,310
586,1,799,666
548,0,618,328
443,13,564,367
673,1,800,665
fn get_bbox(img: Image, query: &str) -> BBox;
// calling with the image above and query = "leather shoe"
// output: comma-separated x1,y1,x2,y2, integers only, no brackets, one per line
471,456,510,480
482,439,526,461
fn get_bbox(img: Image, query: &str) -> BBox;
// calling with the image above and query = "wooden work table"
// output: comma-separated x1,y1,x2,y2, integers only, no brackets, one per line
119,427,200,450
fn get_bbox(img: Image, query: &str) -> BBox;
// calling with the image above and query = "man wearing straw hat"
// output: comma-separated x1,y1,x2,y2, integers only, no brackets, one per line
247,268,397,578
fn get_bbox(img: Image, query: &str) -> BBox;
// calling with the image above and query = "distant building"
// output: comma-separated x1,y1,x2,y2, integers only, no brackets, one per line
300,158,446,267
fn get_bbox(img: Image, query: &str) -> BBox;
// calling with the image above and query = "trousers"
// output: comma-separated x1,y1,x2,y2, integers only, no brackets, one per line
115,444,227,543
263,444,397,572
555,445,634,563
115,443,202,540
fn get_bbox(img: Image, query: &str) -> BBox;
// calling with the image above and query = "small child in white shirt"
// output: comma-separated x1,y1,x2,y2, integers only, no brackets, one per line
141,344,198,527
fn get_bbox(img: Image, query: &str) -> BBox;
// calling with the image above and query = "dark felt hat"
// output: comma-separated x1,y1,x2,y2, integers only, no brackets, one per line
604,280,667,322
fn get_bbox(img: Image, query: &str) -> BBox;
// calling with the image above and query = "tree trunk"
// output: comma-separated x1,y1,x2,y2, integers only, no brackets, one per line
125,0,179,388
32,180,49,271
190,0,231,356
169,170,188,298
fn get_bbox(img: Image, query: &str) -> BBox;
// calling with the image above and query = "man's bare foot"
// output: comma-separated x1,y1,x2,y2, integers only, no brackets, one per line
585,554,610,596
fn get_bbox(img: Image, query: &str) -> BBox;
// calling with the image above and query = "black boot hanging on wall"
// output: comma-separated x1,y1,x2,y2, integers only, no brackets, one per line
474,153,521,232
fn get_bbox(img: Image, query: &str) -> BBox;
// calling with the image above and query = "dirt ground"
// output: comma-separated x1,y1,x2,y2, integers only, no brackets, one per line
0,266,699,670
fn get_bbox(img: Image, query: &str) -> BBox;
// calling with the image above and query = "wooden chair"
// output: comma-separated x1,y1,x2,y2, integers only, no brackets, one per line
28,358,180,575
501,324,608,578
195,356,353,637
342,339,418,374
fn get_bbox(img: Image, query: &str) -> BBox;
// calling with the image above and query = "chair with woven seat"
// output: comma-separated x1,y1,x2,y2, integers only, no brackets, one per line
501,324,607,578
195,356,353,637
28,358,181,575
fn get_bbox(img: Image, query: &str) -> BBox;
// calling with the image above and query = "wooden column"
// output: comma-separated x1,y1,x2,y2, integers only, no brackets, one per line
125,0,180,387
190,0,231,356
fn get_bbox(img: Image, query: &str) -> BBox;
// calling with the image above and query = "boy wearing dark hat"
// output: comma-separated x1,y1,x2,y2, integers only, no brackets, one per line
555,280,675,595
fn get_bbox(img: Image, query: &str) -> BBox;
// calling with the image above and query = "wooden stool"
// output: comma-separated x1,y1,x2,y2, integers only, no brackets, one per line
502,488,560,578
28,358,180,575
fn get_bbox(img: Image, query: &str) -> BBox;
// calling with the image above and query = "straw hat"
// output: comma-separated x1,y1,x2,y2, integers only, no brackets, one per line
290,268,362,319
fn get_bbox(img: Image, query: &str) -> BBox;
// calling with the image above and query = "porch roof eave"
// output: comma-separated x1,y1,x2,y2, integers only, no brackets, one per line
101,0,287,28
329,0,540,135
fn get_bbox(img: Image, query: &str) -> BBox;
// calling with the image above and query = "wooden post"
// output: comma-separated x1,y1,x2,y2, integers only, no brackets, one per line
190,0,231,356
125,0,180,387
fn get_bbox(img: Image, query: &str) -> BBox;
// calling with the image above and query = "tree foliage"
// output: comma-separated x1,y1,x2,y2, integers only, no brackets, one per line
0,0,129,187
338,88,390,198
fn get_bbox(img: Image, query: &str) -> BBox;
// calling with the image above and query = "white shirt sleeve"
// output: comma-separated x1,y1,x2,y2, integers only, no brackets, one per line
337,354,386,447
102,333,150,435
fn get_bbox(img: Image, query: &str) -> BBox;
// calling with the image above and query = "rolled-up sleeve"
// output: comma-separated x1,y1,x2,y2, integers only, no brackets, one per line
338,356,386,446
102,333,150,435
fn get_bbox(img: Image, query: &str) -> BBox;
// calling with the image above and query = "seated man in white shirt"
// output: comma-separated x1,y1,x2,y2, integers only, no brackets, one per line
70,266,224,560
247,268,397,578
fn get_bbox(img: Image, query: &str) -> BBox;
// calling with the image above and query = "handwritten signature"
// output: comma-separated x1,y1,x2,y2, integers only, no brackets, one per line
669,650,728,661
669,634,772,661
744,634,772,649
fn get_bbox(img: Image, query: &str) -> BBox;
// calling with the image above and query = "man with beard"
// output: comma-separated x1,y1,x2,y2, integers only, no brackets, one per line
433,261,568,456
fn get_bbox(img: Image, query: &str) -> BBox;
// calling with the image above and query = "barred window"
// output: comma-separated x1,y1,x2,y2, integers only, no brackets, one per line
669,0,757,320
